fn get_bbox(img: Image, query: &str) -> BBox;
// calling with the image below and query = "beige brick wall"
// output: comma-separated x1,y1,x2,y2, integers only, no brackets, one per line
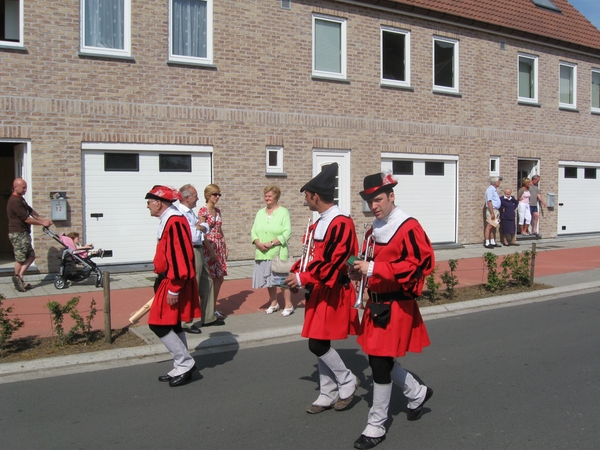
1,0,599,271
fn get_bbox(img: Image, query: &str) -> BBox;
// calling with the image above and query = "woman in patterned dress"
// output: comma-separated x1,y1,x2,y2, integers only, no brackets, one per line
199,184,228,302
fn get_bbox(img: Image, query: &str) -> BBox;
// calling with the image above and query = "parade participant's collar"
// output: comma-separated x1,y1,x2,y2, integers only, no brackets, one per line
157,204,183,239
314,204,348,240
300,163,338,197
372,206,411,244
360,172,398,200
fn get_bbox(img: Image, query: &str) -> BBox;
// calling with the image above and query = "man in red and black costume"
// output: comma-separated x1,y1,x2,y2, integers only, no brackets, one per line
285,163,361,414
350,173,435,449
146,185,201,387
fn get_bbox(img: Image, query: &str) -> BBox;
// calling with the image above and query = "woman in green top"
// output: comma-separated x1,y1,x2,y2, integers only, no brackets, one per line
251,185,294,316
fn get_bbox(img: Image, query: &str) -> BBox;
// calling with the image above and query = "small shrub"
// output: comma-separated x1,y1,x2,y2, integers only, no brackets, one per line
0,294,24,354
483,252,507,292
441,259,459,298
425,266,441,301
47,297,97,346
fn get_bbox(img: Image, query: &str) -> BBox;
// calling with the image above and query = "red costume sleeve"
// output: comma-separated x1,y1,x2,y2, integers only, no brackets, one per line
299,217,357,289
371,219,434,296
154,216,196,294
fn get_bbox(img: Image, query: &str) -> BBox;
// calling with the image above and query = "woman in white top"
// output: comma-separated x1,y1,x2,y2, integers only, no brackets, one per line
517,178,532,235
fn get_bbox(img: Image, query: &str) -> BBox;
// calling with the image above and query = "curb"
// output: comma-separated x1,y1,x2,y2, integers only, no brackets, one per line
2,281,600,380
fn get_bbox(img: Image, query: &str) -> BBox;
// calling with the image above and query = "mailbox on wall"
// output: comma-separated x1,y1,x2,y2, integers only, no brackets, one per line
50,191,68,221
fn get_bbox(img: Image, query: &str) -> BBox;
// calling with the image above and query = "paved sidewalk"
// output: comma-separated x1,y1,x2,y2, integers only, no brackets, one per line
1,234,600,380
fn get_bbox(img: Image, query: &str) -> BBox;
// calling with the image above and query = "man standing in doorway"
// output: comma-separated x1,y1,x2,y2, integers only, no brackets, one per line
529,175,547,236
484,176,502,249
7,178,53,292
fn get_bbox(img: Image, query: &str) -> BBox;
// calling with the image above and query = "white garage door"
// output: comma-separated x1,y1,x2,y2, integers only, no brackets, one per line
82,144,212,265
381,155,457,244
557,163,600,235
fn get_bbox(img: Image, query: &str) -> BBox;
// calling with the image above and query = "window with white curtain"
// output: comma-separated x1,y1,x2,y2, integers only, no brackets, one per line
559,62,577,109
433,36,459,93
518,54,538,103
1,0,22,46
81,0,131,57
381,27,410,87
312,14,346,80
169,0,213,65
591,69,600,113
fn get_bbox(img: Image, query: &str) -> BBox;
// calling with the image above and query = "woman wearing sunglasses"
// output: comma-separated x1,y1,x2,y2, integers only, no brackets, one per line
199,184,228,305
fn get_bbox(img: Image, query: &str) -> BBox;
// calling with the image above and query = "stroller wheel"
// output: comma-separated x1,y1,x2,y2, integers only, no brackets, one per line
54,277,67,290
95,273,103,288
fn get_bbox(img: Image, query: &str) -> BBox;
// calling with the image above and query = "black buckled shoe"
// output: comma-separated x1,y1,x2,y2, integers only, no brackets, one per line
407,387,433,421
183,324,202,334
158,374,173,382
168,365,197,387
203,319,225,327
353,434,386,449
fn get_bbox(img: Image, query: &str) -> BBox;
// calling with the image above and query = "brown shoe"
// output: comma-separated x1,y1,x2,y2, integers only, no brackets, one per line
306,403,333,414
334,376,360,411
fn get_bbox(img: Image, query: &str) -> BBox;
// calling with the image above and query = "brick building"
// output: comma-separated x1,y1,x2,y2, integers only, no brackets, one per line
1,0,600,273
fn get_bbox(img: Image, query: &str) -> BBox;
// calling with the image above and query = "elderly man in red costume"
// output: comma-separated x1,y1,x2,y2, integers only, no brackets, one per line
146,185,201,387
285,163,361,415
350,173,435,449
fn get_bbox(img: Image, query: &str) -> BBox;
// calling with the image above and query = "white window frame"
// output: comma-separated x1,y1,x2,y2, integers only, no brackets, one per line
80,0,132,58
312,14,347,81
489,156,500,177
591,68,600,114
559,62,577,109
380,26,410,88
266,146,284,174
432,36,459,94
518,53,539,103
168,0,213,65
1,0,23,47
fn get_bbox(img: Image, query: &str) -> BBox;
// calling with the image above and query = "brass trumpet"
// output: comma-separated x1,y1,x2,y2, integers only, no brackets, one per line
299,218,314,272
354,224,374,308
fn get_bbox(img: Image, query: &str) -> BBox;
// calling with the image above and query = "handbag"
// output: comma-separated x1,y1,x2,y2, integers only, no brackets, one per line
271,248,294,273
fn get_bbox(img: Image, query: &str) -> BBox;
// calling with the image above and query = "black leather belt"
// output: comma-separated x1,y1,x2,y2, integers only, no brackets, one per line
368,290,413,303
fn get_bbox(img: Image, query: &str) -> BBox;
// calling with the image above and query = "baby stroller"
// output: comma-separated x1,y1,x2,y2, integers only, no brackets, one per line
43,227,112,290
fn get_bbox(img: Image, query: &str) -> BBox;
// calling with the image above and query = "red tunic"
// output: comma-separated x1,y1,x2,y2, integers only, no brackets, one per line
357,216,434,357
148,214,201,325
293,209,360,340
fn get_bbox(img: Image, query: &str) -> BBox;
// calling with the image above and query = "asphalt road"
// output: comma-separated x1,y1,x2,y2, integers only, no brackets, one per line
1,292,599,450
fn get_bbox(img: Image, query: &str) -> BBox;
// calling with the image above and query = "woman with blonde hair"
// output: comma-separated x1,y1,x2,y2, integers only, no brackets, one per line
251,185,294,316
517,177,532,235
199,184,227,302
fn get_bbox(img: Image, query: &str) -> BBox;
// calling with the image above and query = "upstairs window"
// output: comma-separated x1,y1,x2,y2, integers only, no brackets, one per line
559,62,577,109
169,0,213,65
1,0,22,46
433,37,459,93
312,14,346,80
592,69,600,113
381,27,410,87
518,54,538,103
81,0,131,58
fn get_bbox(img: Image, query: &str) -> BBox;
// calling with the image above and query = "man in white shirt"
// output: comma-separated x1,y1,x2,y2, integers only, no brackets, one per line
178,184,223,332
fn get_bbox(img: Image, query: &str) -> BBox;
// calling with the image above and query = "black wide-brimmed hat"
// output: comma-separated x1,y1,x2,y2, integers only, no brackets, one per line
359,173,398,200
300,163,338,197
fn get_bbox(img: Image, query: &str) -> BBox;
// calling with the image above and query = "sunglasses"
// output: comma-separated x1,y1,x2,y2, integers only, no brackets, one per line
211,193,222,197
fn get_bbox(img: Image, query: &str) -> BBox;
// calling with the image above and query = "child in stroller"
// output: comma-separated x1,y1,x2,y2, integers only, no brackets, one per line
43,227,112,289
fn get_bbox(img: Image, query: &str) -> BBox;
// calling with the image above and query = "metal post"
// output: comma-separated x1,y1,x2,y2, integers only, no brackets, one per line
103,272,112,344
529,243,536,287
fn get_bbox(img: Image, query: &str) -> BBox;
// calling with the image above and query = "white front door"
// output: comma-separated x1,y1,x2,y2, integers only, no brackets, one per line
312,150,351,216
381,155,458,244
